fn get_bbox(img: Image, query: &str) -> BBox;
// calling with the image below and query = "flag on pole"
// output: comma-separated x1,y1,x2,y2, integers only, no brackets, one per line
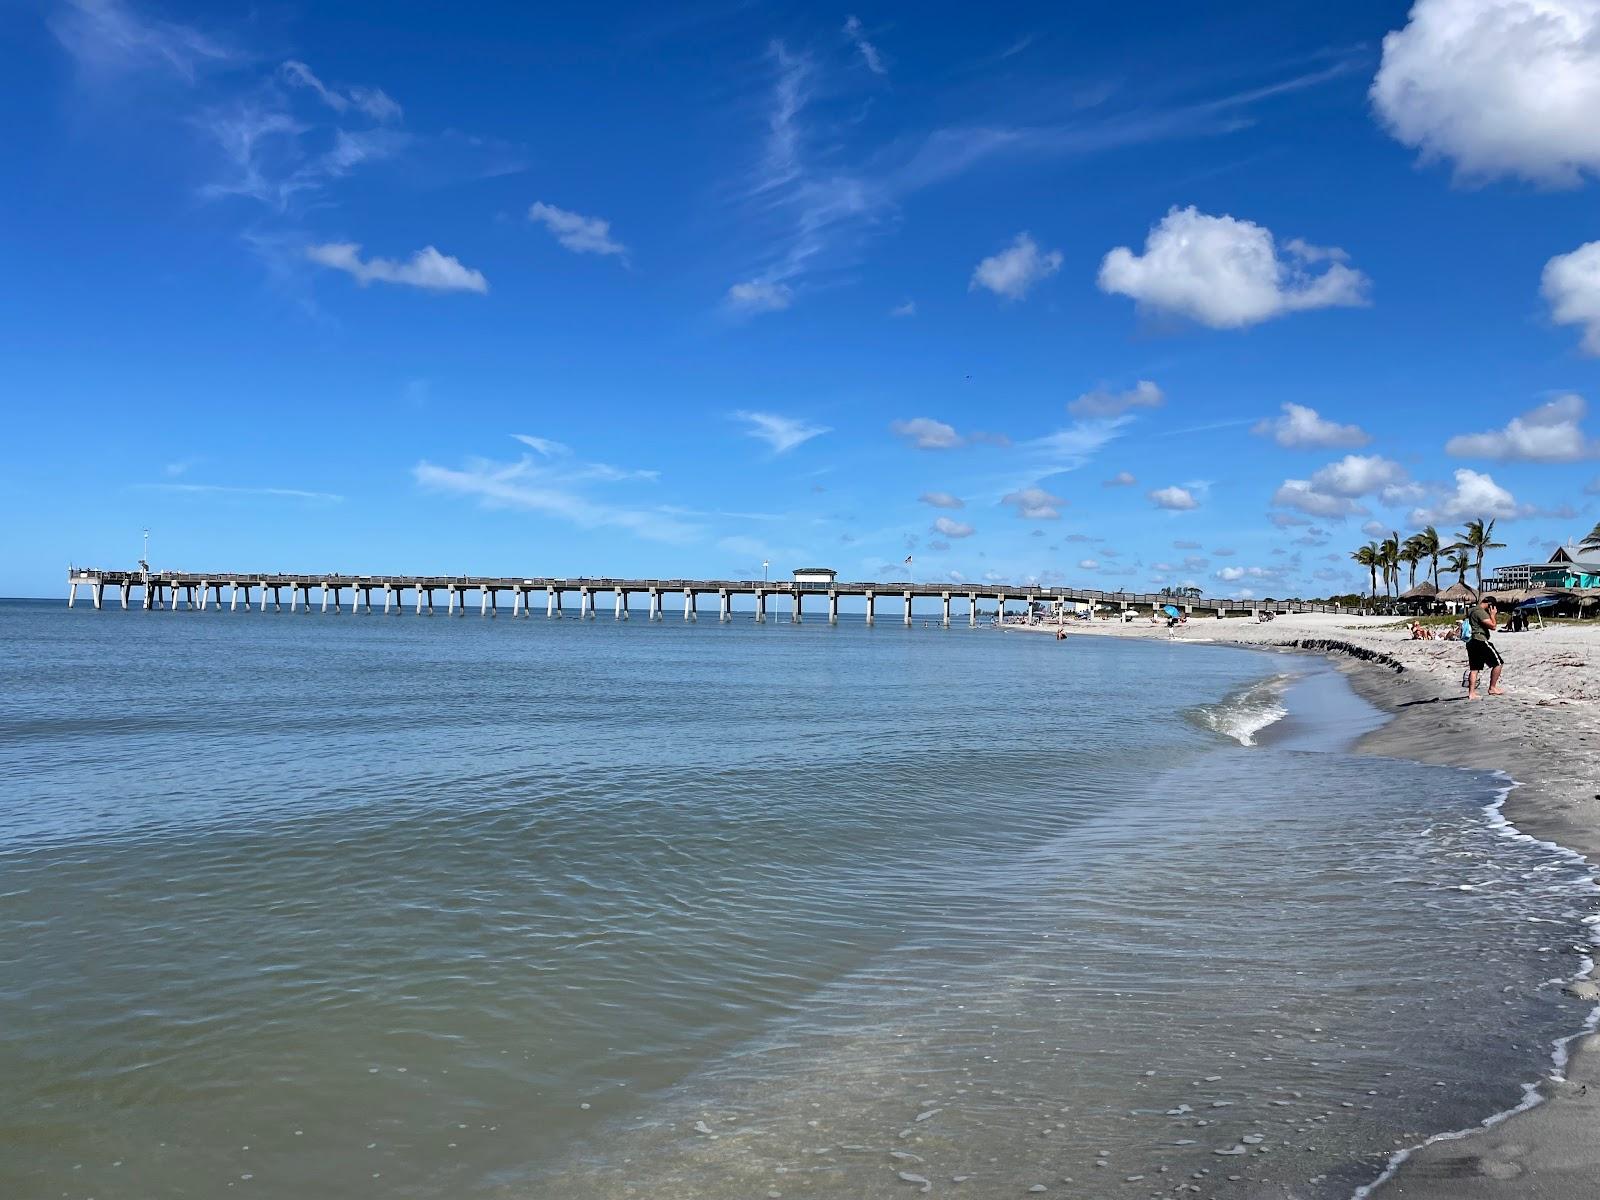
904,555,913,564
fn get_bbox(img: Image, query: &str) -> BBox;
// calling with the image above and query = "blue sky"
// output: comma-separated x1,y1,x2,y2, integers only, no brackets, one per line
6,0,1600,598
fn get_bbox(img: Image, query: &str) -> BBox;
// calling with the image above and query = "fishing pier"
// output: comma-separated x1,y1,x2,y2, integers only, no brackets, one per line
66,568,1348,624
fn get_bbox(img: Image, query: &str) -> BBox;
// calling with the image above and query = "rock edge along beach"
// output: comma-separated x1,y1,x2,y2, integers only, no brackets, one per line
1015,612,1600,1198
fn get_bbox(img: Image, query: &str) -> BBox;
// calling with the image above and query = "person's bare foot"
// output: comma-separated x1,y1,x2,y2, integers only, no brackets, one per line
1467,692,1481,700
1487,688,1506,696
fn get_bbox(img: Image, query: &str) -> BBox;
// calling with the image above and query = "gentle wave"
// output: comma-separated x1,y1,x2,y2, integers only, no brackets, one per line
1186,670,1298,745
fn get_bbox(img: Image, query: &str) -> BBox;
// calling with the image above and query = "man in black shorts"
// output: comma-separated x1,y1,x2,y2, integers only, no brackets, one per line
1466,596,1504,700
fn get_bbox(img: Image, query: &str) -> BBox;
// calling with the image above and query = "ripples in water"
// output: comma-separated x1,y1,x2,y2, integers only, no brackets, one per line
0,602,1593,1200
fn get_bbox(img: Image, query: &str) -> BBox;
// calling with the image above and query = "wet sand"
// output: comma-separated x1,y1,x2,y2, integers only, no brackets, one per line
1015,613,1600,1197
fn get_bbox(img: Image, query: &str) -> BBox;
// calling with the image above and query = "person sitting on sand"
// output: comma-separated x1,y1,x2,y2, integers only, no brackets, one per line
1465,596,1505,700
1439,622,1459,641
1409,621,1433,640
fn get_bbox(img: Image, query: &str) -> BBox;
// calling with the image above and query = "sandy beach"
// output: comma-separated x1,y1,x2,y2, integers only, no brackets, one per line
1017,612,1600,1197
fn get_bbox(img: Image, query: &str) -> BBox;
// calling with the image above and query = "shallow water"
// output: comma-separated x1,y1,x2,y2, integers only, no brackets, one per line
0,602,1593,1199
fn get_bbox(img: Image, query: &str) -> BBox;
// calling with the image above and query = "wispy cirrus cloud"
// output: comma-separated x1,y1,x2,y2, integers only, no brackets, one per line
140,482,342,502
732,410,830,454
842,15,886,75
281,60,401,123
721,43,1362,310
414,437,693,543
49,0,521,298
51,0,238,83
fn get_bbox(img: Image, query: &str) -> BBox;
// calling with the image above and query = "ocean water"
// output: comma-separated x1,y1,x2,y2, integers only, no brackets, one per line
0,600,1595,1200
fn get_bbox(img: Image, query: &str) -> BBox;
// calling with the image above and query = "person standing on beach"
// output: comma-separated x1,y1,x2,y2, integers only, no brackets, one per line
1465,596,1505,700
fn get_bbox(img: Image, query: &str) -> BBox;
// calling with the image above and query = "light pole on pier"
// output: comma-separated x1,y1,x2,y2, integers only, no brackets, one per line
762,559,769,584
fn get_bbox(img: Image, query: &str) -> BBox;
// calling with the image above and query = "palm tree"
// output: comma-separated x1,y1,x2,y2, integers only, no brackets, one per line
1400,534,1425,591
1379,532,1401,598
1581,520,1600,553
1454,517,1507,590
1445,548,1471,587
1351,542,1379,602
1414,525,1444,588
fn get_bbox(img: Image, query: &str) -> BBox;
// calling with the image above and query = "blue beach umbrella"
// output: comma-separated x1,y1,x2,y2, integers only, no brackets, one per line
1516,595,1561,610
1162,604,1181,617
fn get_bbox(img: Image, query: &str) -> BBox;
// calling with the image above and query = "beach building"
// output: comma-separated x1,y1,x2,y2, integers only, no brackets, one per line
1486,543,1600,592
792,567,837,587
1482,562,1533,591
1528,549,1600,591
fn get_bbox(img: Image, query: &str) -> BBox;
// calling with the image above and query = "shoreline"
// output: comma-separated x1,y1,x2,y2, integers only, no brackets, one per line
1013,614,1600,1197
1325,650,1600,1199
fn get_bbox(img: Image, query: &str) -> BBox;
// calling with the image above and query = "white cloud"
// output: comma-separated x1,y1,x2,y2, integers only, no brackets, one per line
1271,453,1410,519
919,491,965,509
891,417,962,449
528,201,628,259
281,61,402,123
1371,0,1600,185
842,15,886,74
932,516,976,538
727,280,794,313
1273,480,1364,518
1543,242,1600,353
970,232,1062,300
889,299,916,317
1252,402,1371,449
305,243,488,293
731,410,830,454
1068,380,1164,419
1097,206,1368,329
1361,520,1388,537
1409,468,1534,524
1446,393,1598,461
1149,485,1199,510
1078,558,1100,571
1310,454,1409,496
1103,470,1137,487
1002,487,1066,519
1216,565,1284,583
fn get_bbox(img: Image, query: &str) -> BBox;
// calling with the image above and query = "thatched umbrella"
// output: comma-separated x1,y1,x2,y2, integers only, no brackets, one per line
1436,581,1478,611
1397,579,1439,613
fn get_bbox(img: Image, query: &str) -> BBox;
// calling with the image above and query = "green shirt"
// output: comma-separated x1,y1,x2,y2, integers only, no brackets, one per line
1467,604,1493,643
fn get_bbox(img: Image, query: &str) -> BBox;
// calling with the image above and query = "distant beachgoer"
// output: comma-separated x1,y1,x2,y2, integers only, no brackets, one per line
1465,597,1505,700
1055,627,1067,641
